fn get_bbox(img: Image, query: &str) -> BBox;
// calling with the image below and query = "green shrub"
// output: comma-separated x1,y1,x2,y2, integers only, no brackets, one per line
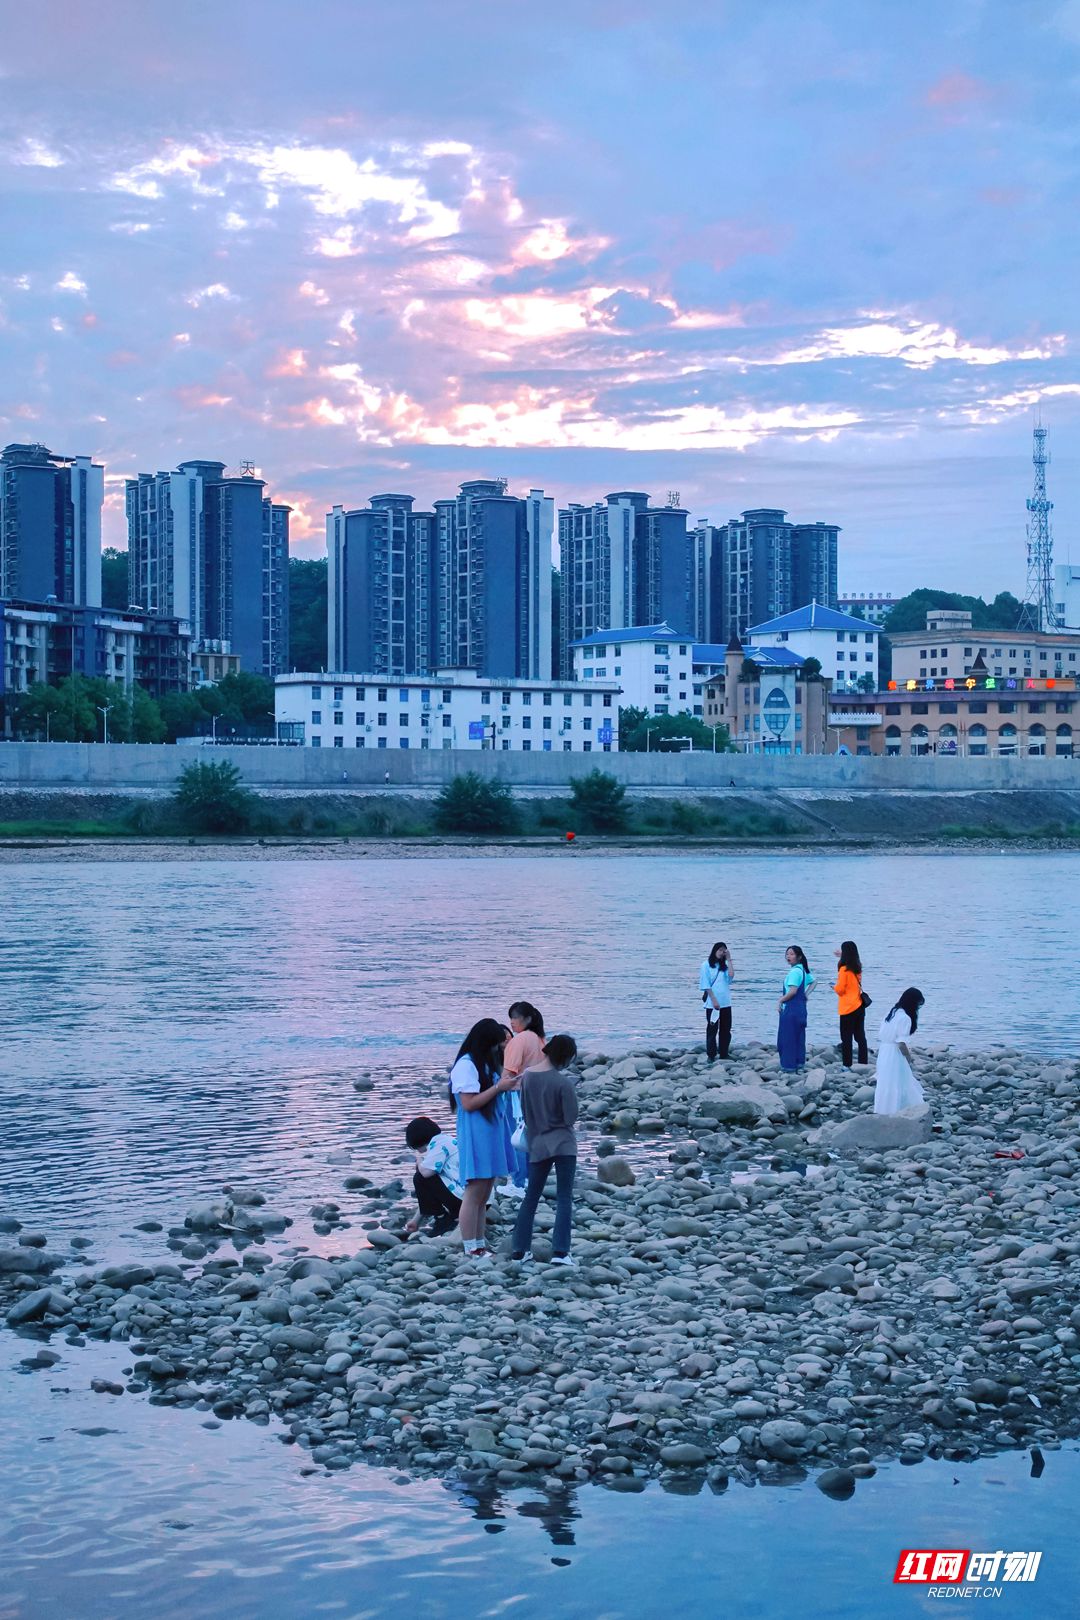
568,769,628,833
433,773,519,834
171,760,256,834
670,800,713,834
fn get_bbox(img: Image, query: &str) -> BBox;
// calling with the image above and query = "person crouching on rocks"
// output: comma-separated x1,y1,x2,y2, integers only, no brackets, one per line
510,1034,579,1267
404,1117,464,1237
448,1018,517,1263
699,941,734,1061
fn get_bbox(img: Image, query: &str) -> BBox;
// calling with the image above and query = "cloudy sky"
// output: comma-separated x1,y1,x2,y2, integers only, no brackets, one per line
2,0,1079,594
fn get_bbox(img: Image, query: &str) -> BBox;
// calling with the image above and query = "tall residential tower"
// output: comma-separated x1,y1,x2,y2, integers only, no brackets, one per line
0,442,104,607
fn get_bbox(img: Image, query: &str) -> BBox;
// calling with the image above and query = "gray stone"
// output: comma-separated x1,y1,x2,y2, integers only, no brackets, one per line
815,1105,932,1151
816,1467,856,1498
597,1157,636,1187
659,1443,708,1466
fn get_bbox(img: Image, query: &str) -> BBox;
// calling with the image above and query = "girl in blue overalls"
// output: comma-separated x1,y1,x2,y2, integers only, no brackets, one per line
777,945,815,1072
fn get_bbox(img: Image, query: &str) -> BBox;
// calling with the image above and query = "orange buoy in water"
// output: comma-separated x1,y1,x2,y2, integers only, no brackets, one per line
566,831,576,842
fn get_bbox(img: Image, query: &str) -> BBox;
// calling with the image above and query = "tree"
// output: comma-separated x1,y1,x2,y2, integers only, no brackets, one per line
131,684,166,742
855,671,877,694
739,658,760,682
618,705,733,753
159,690,211,742
433,772,519,834
289,557,328,671
172,760,256,833
801,656,823,681
569,769,628,833
883,588,1024,635
9,674,128,741
101,547,130,610
213,671,276,734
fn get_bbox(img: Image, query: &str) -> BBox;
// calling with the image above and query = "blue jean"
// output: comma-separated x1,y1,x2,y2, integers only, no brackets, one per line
512,1154,576,1254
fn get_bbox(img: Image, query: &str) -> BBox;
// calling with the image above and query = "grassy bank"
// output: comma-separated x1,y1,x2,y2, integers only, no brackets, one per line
2,782,1080,847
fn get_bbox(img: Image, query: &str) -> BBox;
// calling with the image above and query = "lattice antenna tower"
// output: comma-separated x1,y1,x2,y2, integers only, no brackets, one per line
1019,420,1058,631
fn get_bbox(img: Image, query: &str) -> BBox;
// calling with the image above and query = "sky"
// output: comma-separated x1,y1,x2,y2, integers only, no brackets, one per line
2,0,1080,596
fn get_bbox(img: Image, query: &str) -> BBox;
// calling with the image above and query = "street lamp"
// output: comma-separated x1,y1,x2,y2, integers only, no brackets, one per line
97,703,111,745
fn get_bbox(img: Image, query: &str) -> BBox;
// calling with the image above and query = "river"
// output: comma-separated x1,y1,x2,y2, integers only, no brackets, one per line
1,850,1077,1616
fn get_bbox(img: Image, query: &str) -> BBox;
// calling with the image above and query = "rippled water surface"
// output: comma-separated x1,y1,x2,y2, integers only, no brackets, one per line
2,850,1077,1617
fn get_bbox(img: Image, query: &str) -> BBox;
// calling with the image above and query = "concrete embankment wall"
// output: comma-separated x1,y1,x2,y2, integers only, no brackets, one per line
2,741,1079,791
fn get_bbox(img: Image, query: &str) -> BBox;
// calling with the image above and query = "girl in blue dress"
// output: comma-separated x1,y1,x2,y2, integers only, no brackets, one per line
777,945,815,1072
448,1018,515,1261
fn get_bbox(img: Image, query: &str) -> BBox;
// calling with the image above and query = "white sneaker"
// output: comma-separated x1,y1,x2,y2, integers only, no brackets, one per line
510,1250,534,1263
499,1181,527,1200
550,1253,576,1267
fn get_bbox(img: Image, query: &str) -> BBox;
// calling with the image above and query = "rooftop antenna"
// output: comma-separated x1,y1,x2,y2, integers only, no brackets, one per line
1018,417,1059,631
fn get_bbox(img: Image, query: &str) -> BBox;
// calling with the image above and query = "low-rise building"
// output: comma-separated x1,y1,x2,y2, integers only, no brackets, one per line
746,601,880,691
571,624,695,715
275,669,620,751
0,597,191,701
191,638,241,688
702,637,831,754
889,610,1080,686
828,661,1077,757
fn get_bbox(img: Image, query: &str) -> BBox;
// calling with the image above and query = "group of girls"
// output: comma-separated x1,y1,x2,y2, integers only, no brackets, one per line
699,938,926,1112
447,1003,579,1265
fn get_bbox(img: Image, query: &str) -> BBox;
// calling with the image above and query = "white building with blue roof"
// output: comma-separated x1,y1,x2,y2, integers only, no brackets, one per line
745,600,880,692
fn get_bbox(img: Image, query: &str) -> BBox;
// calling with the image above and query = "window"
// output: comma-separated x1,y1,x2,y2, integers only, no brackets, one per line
356,712,365,724
421,688,431,703
356,738,365,749
654,684,669,695
543,741,552,751
333,685,343,701
564,694,572,706
501,690,511,704
679,644,688,654
654,644,669,654
522,717,531,730
311,685,322,698
311,710,322,725
603,693,612,707
378,737,387,749
522,692,531,705
501,739,510,751
613,645,621,656
543,716,552,730
1029,701,1046,714
522,741,531,751
399,714,409,727
583,718,592,731
654,664,669,674
333,736,343,748
442,715,451,727
583,741,592,752
399,688,409,703
312,735,322,747
865,633,874,644
837,652,845,661
543,692,552,706
614,665,621,676
563,741,572,752
501,716,510,729
333,711,343,726
866,652,874,662
595,667,606,677
969,701,987,714
998,701,1016,714
378,688,387,702
938,702,958,714
442,688,452,703
912,702,929,715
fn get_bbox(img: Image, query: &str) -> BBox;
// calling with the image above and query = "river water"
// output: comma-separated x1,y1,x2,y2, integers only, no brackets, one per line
2,850,1077,1616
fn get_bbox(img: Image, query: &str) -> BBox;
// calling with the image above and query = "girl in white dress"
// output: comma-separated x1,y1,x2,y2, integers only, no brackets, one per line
874,989,926,1114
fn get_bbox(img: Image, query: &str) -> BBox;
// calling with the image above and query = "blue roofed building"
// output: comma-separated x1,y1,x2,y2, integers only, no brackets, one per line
746,600,880,692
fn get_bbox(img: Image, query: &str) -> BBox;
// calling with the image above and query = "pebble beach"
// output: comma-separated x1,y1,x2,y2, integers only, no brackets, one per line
4,1039,1079,1499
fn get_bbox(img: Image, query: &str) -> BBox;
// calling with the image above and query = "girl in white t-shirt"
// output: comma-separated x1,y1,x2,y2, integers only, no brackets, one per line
448,1018,515,1261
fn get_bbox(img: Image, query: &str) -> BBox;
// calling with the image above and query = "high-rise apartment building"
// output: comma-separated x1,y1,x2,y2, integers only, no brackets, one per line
722,508,839,641
691,519,725,644
328,480,553,682
0,442,104,607
125,460,290,677
327,495,436,676
557,492,691,672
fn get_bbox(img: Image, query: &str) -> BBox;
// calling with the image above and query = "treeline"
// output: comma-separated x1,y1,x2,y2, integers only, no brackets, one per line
7,671,277,744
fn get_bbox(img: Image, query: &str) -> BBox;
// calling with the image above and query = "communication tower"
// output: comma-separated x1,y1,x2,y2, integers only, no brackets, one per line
1018,422,1059,631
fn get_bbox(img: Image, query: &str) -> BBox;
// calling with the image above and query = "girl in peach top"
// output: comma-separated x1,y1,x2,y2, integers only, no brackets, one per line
503,1001,546,1187
832,939,868,1068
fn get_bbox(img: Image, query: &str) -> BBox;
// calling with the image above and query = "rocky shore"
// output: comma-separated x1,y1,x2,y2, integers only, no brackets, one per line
4,1041,1080,1497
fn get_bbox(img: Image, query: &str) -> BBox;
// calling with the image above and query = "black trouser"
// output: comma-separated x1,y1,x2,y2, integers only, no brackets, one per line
839,1006,868,1067
705,1005,732,1060
413,1170,462,1228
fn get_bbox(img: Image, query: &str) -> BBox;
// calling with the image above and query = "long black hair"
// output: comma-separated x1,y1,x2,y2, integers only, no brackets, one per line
787,945,810,974
838,940,862,974
708,941,729,970
508,1000,545,1037
886,987,925,1033
448,1018,506,1119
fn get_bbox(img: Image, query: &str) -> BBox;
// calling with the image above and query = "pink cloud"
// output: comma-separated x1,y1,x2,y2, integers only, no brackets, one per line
923,71,992,111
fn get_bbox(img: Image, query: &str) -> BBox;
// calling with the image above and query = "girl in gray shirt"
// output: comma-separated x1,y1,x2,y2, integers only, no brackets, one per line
510,1035,579,1267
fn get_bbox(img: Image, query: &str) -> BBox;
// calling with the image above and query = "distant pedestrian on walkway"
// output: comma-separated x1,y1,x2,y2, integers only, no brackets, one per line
832,940,869,1067
777,945,815,1072
510,1034,579,1266
448,1019,516,1261
699,941,734,1060
874,989,926,1114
